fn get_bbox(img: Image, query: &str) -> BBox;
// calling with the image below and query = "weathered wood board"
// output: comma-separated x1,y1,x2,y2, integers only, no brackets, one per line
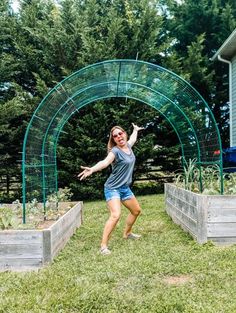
165,184,236,245
0,202,83,271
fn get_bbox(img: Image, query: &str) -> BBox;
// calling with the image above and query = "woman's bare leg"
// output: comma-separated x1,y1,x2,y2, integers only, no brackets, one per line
101,198,121,248
122,196,141,238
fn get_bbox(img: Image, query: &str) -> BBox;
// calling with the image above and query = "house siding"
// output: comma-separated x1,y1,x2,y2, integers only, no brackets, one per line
232,55,236,146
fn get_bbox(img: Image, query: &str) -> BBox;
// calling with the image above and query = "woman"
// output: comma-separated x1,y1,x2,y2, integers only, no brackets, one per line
78,123,144,255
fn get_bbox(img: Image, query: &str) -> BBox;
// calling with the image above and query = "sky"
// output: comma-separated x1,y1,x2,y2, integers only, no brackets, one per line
11,0,183,12
11,0,20,12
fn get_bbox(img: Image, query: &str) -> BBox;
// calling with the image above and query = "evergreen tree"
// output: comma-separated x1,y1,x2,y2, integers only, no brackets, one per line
163,0,236,147
2,0,234,201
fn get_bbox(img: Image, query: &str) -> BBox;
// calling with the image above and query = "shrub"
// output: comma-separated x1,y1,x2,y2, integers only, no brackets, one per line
133,181,164,195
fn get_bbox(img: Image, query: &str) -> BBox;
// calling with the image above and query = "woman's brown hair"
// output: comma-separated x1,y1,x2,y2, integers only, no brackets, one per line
107,126,127,153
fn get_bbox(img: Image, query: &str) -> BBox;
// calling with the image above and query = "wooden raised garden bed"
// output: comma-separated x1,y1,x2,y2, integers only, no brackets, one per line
165,183,236,245
0,202,83,271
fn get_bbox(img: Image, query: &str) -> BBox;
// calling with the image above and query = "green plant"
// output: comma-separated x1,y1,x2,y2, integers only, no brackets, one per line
224,173,236,194
46,187,73,209
174,158,200,192
201,165,221,195
174,160,223,194
27,198,39,213
12,199,21,211
0,207,18,230
43,187,73,220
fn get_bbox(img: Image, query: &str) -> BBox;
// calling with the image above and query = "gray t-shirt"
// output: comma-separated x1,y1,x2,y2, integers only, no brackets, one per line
104,144,136,189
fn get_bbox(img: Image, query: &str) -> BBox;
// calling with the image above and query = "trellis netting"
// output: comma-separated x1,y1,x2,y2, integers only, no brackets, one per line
22,60,223,222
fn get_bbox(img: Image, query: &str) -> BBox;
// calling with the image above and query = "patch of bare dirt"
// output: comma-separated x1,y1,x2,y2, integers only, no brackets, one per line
163,275,193,285
36,219,56,229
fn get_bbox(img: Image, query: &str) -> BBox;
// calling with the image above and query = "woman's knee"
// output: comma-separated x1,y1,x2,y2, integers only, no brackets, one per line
122,198,142,216
133,206,141,216
107,198,121,222
110,212,121,222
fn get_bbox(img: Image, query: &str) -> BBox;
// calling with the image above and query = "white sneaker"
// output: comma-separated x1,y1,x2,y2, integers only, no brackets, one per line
126,233,141,240
100,247,111,255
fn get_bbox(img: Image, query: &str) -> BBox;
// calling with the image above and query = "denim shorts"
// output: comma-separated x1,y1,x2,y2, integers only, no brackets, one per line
104,185,134,202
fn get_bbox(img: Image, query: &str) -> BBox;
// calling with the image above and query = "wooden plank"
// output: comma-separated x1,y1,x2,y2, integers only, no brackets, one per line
0,231,42,244
207,222,236,237
51,205,82,232
174,198,198,219
51,218,76,246
208,208,236,223
166,199,198,226
49,202,82,234
50,210,81,239
166,184,207,243
166,184,236,245
51,215,80,256
165,183,198,207
208,237,236,245
50,202,82,257
0,257,43,270
166,200,198,233
0,244,42,257
208,196,236,209
0,202,83,271
51,217,77,242
196,195,208,244
166,205,198,239
42,230,52,263
166,191,198,219
182,191,197,207
51,228,75,258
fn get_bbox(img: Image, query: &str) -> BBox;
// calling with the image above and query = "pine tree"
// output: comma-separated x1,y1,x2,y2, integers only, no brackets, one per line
162,0,236,147
4,0,232,200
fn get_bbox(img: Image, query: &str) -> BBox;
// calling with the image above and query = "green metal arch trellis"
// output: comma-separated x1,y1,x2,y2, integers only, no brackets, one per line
22,59,223,222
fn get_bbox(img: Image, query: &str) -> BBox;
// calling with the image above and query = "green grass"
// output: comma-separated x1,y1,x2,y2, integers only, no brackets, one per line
1,194,236,312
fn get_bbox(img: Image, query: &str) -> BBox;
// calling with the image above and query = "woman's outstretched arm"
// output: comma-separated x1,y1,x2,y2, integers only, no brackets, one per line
78,151,115,180
128,123,144,147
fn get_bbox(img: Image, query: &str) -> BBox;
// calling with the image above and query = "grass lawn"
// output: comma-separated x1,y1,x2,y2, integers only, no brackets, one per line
1,194,236,312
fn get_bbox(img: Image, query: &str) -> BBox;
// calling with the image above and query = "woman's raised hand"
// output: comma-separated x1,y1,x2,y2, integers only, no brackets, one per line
78,166,93,180
132,123,145,132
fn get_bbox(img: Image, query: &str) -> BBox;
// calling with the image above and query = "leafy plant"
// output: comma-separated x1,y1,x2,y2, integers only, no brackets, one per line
0,207,18,230
174,159,226,195
46,187,73,209
12,199,21,211
44,187,73,220
224,173,236,194
174,158,200,192
27,198,39,214
201,165,221,195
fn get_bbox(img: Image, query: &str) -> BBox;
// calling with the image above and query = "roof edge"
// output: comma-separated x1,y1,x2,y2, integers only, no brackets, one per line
211,28,236,61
